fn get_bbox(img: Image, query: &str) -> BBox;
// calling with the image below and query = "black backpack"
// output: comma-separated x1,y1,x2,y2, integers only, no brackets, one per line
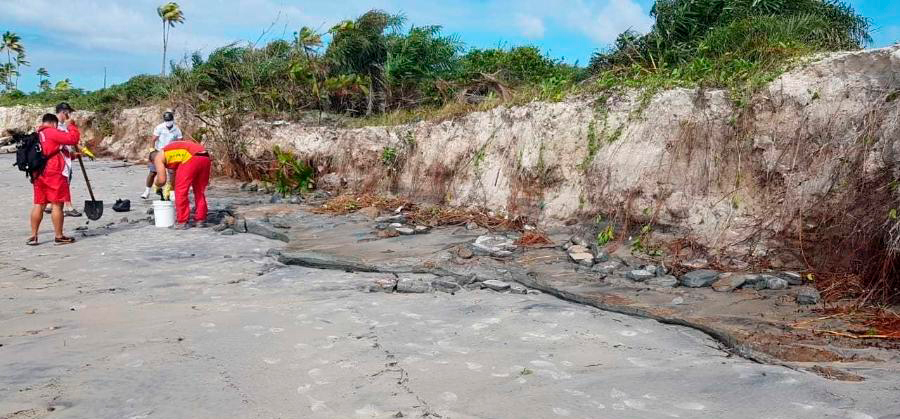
12,132,55,183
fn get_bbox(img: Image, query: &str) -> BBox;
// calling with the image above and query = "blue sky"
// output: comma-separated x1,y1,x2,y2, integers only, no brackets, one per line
3,0,898,92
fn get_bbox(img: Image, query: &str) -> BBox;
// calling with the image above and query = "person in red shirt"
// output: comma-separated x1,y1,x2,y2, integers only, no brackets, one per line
150,140,211,229
28,113,80,245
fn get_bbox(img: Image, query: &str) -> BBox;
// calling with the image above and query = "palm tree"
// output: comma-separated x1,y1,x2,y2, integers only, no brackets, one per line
14,51,28,89
39,79,50,91
55,78,72,91
157,2,185,76
1,31,24,88
326,10,405,115
36,67,48,84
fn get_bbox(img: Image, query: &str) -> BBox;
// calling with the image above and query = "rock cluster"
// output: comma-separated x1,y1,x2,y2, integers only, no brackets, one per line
362,272,532,296
558,244,818,302
373,214,431,237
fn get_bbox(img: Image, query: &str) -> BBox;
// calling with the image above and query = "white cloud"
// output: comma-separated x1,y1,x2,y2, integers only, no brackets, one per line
492,0,653,45
516,14,546,39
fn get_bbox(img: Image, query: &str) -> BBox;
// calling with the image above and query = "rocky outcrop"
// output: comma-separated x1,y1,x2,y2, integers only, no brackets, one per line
3,46,899,265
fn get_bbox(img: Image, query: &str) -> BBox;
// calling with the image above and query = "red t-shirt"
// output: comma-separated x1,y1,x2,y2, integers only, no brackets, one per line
162,141,206,170
37,123,80,177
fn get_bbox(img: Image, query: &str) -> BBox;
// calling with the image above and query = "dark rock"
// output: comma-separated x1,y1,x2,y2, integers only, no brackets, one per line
245,219,289,242
626,269,655,282
396,227,416,235
796,287,821,305
647,275,678,288
680,270,720,288
765,276,789,290
570,236,589,247
269,194,285,204
712,273,757,292
471,235,516,257
779,271,805,285
593,249,610,263
396,276,433,293
481,280,511,291
414,225,430,234
288,196,302,204
366,276,398,293
376,214,406,224
567,245,594,266
465,221,479,230
457,247,474,259
432,278,462,293
592,260,624,275
509,283,528,294
234,218,248,233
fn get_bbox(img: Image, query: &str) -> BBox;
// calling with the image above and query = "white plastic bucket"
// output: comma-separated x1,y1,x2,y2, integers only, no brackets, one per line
153,200,175,228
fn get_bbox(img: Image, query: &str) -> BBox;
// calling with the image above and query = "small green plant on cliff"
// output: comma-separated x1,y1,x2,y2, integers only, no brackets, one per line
596,225,615,247
271,146,314,196
579,120,600,171
381,146,399,167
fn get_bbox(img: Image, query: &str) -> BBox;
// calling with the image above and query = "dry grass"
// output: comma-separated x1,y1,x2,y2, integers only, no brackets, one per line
313,193,526,231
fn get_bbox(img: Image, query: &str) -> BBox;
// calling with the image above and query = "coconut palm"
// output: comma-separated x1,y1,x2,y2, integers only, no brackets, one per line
326,10,405,115
14,51,28,89
157,2,185,75
39,79,50,91
55,78,72,91
36,67,48,88
1,31,24,87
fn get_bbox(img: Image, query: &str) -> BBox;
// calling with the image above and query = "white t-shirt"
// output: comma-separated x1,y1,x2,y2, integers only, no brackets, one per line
58,122,73,180
153,122,183,150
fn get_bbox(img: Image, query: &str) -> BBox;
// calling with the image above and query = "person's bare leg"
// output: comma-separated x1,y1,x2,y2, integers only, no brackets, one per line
51,203,65,239
146,172,155,188
30,204,45,238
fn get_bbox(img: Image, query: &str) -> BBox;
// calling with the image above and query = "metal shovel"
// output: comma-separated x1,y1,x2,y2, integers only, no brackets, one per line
77,154,103,220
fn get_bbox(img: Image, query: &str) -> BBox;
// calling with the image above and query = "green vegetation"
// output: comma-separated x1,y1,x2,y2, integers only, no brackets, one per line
0,1,872,126
1,9,580,123
588,0,870,100
596,225,615,247
271,146,314,196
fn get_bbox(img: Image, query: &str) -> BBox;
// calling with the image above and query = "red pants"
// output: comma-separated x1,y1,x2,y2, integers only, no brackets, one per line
173,156,211,223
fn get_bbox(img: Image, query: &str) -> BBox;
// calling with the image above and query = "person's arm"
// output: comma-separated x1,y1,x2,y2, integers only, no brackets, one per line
154,152,168,186
174,126,183,140
43,123,80,146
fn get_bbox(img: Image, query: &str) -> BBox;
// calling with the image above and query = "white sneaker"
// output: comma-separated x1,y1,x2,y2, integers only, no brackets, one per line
140,190,150,199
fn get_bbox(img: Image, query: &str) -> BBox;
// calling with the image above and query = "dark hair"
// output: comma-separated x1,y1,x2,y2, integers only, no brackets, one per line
163,111,174,122
55,102,74,113
42,113,59,125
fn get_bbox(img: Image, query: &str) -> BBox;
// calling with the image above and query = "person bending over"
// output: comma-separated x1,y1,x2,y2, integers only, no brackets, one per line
150,140,211,229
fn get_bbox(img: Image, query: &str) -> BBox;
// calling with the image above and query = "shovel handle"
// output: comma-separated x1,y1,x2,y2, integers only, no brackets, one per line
77,155,96,201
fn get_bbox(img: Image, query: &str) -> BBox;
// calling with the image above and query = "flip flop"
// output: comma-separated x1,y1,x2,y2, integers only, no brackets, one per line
54,236,76,245
26,236,39,246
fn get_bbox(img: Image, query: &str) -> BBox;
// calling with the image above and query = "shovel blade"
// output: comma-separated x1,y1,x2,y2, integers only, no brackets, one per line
85,200,103,221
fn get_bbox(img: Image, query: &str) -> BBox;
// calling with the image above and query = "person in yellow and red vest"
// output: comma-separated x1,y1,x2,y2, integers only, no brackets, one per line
149,140,211,230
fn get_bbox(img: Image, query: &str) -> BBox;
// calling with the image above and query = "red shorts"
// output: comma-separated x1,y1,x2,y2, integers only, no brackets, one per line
33,173,71,205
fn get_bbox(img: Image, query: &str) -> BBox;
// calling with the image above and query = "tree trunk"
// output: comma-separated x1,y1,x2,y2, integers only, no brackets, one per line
161,21,167,76
365,77,374,116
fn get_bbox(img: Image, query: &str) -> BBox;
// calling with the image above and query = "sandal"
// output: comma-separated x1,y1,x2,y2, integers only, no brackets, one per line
54,236,76,245
65,209,83,217
26,236,39,246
